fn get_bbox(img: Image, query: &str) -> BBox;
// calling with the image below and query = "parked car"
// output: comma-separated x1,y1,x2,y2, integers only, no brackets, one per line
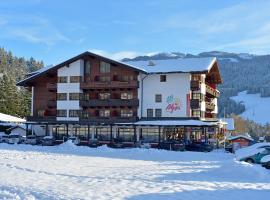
0,132,8,143
225,144,233,153
88,138,100,148
42,136,55,146
8,134,22,144
185,142,213,152
239,147,270,164
1,135,9,143
111,138,124,148
68,136,80,145
25,135,37,145
158,140,185,151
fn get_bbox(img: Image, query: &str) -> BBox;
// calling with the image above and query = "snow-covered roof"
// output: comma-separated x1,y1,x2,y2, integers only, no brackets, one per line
124,57,217,73
118,120,217,126
223,118,235,131
227,135,254,141
0,113,26,123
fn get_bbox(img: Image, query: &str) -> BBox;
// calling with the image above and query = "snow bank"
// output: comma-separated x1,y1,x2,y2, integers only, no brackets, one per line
235,142,270,160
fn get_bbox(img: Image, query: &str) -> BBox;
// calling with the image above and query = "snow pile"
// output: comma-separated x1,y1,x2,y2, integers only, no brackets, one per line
231,91,270,124
261,155,270,163
235,142,270,160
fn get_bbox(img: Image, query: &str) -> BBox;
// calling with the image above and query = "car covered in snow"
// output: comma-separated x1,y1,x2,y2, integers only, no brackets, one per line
158,140,185,151
25,135,37,145
88,138,101,148
8,133,22,144
68,136,80,145
261,155,270,169
185,142,213,152
42,136,55,146
236,143,270,164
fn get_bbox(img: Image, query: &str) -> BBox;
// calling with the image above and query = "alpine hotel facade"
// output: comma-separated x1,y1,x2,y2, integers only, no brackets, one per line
17,51,223,147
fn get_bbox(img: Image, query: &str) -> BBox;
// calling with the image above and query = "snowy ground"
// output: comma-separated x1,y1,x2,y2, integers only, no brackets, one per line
0,143,270,200
231,91,270,124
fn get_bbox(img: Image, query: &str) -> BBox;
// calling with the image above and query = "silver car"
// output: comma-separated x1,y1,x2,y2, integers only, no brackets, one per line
8,134,22,144
25,135,37,145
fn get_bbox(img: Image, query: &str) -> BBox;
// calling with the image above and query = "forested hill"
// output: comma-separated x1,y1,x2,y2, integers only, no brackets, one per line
123,51,270,117
0,47,44,117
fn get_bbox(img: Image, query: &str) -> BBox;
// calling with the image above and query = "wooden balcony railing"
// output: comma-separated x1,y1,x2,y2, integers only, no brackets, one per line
79,99,139,107
80,80,139,89
206,84,220,98
205,101,215,111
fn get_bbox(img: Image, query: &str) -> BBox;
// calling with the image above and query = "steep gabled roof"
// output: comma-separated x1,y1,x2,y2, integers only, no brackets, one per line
17,51,146,86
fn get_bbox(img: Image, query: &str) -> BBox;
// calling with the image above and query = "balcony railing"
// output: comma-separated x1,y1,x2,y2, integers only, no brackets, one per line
205,101,215,110
46,83,57,91
79,99,139,107
206,84,220,98
80,80,139,89
79,116,138,123
26,116,56,122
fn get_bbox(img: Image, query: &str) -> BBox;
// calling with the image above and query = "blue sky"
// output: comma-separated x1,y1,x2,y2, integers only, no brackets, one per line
1,0,270,65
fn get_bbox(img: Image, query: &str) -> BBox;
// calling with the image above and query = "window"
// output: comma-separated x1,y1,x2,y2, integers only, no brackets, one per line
192,110,201,118
121,75,134,82
99,93,110,100
140,128,159,143
100,61,111,73
58,76,68,83
99,110,110,117
84,60,91,74
160,75,166,82
121,92,133,99
192,92,204,100
155,94,162,102
69,110,80,117
69,93,80,100
147,109,153,117
99,76,111,82
80,93,89,101
118,128,134,142
57,110,67,117
96,127,111,141
57,93,67,100
70,76,81,83
192,74,202,81
120,110,133,117
155,109,162,117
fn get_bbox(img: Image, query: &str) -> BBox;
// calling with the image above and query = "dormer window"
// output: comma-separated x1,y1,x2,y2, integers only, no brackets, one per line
160,75,166,82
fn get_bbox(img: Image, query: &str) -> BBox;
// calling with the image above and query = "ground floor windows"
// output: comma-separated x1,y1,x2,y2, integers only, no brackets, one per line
96,127,111,141
117,128,134,142
140,128,160,143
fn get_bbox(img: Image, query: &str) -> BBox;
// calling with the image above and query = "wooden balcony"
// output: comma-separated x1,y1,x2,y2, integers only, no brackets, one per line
79,99,139,107
46,83,57,91
190,99,200,109
79,116,138,123
27,116,56,122
190,81,200,90
80,80,139,90
206,84,220,98
205,101,215,111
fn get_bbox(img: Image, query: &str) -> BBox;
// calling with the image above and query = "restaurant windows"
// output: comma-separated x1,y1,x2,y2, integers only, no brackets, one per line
69,93,80,100
100,61,111,73
96,127,111,141
99,110,110,117
58,76,68,83
160,75,166,82
57,110,67,117
121,92,133,100
147,109,153,117
84,60,91,75
155,109,162,117
140,128,159,143
155,94,162,102
70,76,81,83
57,93,67,100
120,110,133,117
74,126,88,141
99,93,110,100
117,128,134,142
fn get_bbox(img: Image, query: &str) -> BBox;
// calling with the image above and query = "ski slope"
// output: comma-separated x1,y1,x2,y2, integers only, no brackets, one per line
0,142,269,200
231,91,270,124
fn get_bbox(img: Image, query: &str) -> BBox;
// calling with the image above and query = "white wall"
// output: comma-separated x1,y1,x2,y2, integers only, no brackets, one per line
57,59,84,121
140,73,191,118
